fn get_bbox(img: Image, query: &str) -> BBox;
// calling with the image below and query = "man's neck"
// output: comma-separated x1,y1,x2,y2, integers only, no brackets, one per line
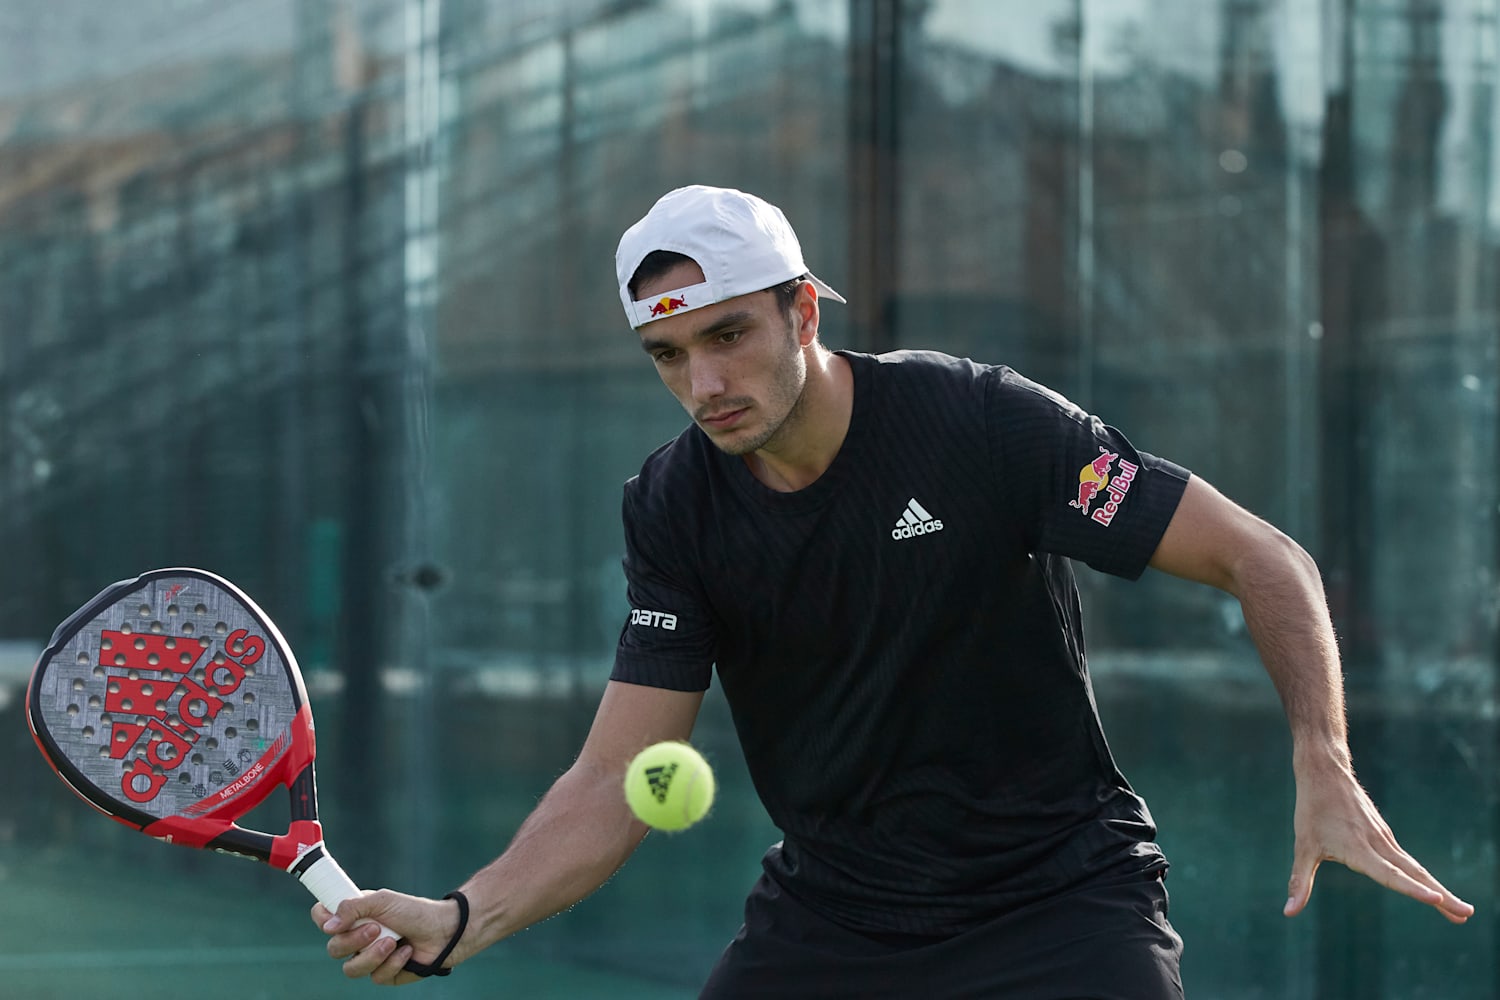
743,350,853,493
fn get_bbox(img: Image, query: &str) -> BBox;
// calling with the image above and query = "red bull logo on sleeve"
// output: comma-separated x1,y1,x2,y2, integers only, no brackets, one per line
1067,447,1138,526
649,295,689,318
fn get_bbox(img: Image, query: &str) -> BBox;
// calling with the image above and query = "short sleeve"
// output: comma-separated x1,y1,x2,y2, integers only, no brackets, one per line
610,482,717,691
986,368,1190,580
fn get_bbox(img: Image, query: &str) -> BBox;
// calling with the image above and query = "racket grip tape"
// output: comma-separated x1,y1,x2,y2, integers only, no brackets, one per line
293,845,401,945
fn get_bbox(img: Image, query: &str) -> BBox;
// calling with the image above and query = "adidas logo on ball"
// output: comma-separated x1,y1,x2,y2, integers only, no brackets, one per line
645,762,678,804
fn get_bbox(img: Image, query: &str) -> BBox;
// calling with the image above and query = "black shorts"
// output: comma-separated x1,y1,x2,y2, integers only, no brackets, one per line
699,871,1184,1000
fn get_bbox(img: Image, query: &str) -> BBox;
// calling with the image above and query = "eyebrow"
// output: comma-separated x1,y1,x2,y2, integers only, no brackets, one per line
639,309,758,354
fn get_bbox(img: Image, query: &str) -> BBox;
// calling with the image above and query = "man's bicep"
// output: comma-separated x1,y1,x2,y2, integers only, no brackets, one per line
1148,475,1281,592
576,680,706,773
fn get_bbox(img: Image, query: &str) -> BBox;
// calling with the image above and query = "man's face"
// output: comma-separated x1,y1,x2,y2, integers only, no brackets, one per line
635,260,808,456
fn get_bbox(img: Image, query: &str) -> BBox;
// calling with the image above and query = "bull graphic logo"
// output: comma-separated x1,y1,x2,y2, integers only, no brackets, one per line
1068,447,1140,526
649,296,688,318
1069,449,1119,515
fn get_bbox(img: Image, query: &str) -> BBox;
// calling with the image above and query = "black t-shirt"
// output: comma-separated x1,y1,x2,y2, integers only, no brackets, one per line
611,350,1191,936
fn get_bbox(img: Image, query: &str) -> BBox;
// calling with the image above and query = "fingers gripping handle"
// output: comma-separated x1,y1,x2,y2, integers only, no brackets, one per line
294,844,451,977
294,847,401,945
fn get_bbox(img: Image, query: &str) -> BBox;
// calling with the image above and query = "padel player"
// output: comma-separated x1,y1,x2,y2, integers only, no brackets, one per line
316,185,1473,997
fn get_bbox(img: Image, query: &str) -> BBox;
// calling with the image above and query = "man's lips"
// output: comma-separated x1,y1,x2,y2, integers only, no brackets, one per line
700,407,748,430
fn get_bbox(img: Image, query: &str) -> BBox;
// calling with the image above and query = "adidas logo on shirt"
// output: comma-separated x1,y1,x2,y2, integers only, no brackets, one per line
891,497,944,540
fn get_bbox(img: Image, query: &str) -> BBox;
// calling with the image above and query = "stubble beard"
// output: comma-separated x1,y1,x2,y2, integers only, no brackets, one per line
708,325,808,457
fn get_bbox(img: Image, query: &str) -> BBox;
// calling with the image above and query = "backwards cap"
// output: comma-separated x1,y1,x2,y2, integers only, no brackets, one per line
615,185,847,329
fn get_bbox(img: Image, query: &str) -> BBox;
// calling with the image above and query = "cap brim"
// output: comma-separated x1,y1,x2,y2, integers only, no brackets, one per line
808,273,846,304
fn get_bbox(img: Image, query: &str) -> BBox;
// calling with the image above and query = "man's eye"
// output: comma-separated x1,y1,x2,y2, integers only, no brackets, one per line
654,349,680,364
718,330,743,345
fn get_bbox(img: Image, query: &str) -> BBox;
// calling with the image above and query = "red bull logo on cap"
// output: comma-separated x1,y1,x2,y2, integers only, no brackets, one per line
1068,447,1138,526
649,295,689,318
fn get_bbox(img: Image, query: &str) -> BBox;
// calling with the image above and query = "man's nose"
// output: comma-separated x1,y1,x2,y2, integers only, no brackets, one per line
690,357,726,402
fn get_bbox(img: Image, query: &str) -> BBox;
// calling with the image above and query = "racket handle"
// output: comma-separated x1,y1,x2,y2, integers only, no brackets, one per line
297,848,402,945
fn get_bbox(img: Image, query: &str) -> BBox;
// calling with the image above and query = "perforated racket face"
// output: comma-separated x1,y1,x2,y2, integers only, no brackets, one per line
27,569,310,830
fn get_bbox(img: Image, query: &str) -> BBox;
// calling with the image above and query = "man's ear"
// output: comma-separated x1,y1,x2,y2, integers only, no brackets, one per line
794,281,821,346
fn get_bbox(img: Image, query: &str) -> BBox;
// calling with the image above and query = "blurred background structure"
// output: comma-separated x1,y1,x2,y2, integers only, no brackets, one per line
0,0,1495,997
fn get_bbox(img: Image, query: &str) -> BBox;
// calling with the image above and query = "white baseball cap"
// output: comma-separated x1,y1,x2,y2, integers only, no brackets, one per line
615,185,847,329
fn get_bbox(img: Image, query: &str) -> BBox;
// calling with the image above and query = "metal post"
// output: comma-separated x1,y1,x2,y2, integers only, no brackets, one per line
848,0,901,354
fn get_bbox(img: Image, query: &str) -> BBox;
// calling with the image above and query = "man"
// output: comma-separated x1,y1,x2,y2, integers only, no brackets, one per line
315,185,1473,996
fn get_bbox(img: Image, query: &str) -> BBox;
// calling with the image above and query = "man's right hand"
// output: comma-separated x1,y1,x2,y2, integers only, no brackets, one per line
312,890,466,985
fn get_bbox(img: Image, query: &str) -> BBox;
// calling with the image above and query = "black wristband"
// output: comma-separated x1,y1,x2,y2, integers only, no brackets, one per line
403,890,469,979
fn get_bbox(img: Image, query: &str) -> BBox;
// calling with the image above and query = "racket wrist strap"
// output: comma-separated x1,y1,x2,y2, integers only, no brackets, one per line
404,890,469,979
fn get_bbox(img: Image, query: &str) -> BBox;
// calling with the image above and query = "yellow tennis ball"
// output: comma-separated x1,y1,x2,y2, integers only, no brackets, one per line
623,741,716,831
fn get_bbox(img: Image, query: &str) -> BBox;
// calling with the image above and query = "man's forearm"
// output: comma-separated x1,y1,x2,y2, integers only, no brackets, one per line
1231,529,1350,764
457,759,648,956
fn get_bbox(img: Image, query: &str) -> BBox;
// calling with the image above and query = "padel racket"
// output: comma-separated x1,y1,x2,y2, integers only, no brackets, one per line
26,567,399,947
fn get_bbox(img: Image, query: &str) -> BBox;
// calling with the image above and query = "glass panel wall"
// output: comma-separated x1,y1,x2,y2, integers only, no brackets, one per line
0,1,1493,997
